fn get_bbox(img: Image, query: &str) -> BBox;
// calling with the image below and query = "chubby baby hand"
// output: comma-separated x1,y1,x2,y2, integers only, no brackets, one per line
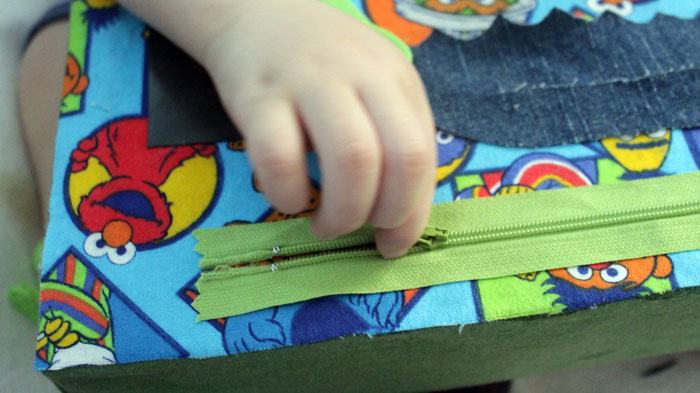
202,0,437,258
121,0,438,257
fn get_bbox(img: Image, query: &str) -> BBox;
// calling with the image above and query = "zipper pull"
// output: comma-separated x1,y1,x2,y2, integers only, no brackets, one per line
417,226,449,250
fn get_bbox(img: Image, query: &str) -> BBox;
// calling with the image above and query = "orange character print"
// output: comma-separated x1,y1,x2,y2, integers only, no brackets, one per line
62,53,89,100
545,255,673,310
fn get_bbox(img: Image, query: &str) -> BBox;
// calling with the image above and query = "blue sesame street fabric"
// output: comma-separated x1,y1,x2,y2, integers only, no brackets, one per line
38,0,700,371
364,0,700,146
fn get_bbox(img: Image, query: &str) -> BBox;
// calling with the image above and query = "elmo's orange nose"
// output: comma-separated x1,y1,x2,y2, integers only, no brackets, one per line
102,220,133,248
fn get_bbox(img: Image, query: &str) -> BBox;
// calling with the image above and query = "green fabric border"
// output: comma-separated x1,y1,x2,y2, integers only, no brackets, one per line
195,171,700,319
61,1,88,115
45,286,700,393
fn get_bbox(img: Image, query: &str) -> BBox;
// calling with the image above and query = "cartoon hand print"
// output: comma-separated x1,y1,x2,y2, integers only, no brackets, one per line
223,308,289,353
37,317,80,351
348,292,402,329
36,315,116,370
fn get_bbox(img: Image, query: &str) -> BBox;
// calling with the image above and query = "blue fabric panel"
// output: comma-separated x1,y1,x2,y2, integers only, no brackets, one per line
413,10,700,146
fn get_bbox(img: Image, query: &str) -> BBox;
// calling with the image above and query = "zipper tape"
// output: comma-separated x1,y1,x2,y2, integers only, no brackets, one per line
193,171,700,320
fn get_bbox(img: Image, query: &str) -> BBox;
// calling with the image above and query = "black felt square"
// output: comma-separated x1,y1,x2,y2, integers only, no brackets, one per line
147,31,242,147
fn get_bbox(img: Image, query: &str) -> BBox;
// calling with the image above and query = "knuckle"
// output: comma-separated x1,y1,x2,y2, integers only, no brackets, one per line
371,196,413,229
223,91,269,124
253,147,298,179
390,139,434,179
335,140,380,176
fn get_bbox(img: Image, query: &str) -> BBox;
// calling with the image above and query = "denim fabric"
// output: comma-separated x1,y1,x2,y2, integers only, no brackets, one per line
413,9,700,147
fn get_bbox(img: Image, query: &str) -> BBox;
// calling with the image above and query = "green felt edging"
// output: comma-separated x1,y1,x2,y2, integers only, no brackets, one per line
45,286,700,393
195,171,700,319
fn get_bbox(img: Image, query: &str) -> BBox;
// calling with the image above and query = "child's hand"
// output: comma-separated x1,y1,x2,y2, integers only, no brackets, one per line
123,0,437,258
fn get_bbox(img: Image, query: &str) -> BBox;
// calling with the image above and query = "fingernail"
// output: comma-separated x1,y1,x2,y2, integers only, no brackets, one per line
381,248,407,259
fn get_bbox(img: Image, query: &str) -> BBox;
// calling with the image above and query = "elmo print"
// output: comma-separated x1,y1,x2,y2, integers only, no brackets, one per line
66,117,220,264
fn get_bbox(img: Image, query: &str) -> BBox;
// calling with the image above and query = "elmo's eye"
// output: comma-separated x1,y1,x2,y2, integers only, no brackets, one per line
600,264,628,283
436,131,454,145
107,242,136,265
647,129,668,139
566,266,593,281
84,233,109,258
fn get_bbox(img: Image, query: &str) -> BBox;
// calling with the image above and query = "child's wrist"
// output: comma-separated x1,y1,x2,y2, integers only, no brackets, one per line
119,0,259,63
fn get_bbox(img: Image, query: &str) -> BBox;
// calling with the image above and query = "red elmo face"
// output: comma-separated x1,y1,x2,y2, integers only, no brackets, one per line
69,118,217,264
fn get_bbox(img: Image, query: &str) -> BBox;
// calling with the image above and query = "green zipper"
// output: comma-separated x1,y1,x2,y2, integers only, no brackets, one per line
193,171,700,321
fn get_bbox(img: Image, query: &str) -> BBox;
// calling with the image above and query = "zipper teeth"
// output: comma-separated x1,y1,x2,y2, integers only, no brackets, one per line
204,199,700,278
272,234,376,260
202,234,376,269
449,200,700,244
209,248,387,278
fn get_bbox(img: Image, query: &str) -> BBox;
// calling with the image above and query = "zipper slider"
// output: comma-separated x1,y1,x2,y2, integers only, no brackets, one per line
417,226,449,250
